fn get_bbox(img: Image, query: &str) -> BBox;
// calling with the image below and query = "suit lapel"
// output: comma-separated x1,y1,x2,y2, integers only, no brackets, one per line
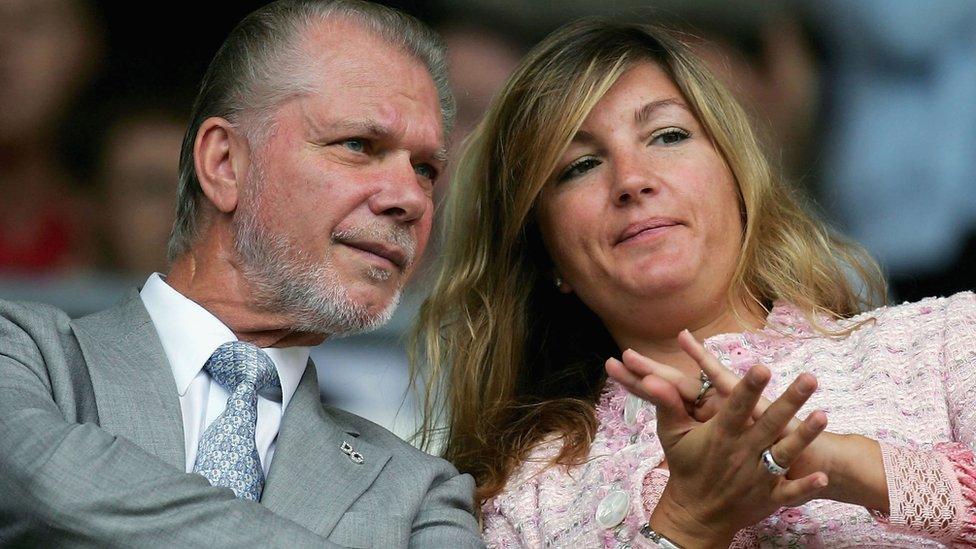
262,362,391,537
70,290,186,470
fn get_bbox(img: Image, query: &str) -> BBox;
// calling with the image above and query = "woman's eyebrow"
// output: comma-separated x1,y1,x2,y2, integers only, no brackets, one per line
567,98,690,146
634,98,688,124
569,129,597,145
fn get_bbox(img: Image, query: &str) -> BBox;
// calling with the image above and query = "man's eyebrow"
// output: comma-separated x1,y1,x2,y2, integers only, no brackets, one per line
634,98,689,123
333,117,390,136
328,117,447,163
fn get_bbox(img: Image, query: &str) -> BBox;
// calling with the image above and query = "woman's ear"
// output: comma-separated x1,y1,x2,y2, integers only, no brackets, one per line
193,116,250,214
554,273,574,294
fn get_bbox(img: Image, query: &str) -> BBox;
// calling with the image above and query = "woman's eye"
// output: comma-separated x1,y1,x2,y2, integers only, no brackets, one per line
558,157,601,182
342,138,367,153
414,163,437,181
651,127,690,146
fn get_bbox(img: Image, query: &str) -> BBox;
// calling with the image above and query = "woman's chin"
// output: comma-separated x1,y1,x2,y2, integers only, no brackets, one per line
618,263,698,296
618,275,694,300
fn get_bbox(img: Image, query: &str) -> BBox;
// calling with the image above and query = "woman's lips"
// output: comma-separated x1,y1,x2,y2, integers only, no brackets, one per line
616,218,681,245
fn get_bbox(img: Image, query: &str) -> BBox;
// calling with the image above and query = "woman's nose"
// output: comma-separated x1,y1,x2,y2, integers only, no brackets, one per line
612,158,658,206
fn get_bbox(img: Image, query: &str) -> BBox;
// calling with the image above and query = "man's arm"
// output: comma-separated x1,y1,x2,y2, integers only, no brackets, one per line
0,317,339,547
408,460,485,548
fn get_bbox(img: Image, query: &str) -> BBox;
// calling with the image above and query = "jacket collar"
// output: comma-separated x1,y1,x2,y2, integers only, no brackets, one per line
70,290,186,469
261,361,391,536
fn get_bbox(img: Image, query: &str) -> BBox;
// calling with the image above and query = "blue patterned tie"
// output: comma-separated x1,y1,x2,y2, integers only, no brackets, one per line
192,341,280,501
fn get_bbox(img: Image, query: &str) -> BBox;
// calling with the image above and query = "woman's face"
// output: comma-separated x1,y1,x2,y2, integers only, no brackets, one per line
536,62,744,325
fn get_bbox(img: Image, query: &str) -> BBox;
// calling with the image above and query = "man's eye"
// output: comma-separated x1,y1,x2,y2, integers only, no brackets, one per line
558,157,601,182
414,163,437,180
342,139,367,153
651,127,690,146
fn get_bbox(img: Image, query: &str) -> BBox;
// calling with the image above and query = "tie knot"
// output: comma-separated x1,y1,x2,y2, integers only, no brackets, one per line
204,341,280,393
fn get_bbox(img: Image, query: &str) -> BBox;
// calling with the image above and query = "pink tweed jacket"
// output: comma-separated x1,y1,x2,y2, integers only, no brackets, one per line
483,293,976,548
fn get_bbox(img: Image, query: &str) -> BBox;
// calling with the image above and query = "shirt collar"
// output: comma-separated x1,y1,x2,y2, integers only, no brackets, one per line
139,273,309,409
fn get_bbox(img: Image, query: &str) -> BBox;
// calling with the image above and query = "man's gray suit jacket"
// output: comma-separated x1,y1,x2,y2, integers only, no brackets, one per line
0,292,483,548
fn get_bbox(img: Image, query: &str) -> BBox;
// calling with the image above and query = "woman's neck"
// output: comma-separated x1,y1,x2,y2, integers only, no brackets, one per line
609,292,767,377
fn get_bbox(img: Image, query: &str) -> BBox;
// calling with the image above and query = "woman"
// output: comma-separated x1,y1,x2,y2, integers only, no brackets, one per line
413,20,976,547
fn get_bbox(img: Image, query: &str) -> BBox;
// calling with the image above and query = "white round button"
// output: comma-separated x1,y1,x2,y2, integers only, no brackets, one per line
596,490,630,529
623,394,642,426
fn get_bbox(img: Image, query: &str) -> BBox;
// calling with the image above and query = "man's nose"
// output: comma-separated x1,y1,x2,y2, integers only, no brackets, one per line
368,155,429,223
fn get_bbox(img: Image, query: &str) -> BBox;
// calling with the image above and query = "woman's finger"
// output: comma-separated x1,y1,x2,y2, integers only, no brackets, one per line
605,358,687,420
770,473,829,508
714,365,771,434
681,327,813,433
765,409,827,470
606,358,697,441
605,357,651,400
677,331,789,421
620,348,704,402
677,329,741,393
748,373,818,447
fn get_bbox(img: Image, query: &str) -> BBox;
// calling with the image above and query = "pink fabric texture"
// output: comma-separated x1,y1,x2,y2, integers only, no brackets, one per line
482,293,976,547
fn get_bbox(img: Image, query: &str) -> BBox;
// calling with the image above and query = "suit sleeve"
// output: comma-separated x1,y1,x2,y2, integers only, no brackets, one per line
408,461,485,548
0,311,344,548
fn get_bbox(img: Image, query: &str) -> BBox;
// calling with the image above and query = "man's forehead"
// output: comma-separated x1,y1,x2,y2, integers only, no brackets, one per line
299,20,436,95
291,18,445,144
302,17,413,72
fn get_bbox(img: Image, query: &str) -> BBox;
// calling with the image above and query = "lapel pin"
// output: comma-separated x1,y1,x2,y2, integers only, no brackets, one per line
340,441,364,464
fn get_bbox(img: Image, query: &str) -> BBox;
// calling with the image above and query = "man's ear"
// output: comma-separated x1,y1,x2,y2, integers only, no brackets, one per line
193,117,250,214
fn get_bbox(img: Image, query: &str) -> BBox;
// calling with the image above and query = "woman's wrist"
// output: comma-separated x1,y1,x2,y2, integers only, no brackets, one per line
822,434,889,513
649,489,735,548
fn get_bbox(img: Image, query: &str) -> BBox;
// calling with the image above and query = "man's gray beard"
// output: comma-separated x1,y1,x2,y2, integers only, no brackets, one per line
232,165,414,338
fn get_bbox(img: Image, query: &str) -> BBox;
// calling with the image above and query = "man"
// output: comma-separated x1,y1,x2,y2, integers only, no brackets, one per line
0,1,483,546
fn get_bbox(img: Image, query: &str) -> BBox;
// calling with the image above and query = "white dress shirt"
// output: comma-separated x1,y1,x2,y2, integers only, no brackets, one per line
140,273,310,476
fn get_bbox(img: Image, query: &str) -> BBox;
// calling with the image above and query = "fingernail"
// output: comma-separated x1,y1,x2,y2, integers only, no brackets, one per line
797,383,813,396
815,476,828,488
747,366,768,386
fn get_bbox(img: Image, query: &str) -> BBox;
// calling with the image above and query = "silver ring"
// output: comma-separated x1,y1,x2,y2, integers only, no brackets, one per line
761,448,789,475
693,370,712,407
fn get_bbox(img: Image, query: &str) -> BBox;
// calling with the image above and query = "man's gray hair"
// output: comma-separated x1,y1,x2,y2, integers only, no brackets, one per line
167,0,455,261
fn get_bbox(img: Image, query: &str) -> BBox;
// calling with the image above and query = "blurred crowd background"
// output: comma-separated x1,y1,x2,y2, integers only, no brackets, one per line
2,0,974,439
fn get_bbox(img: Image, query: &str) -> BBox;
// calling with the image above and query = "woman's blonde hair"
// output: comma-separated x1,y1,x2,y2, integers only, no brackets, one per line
411,19,885,505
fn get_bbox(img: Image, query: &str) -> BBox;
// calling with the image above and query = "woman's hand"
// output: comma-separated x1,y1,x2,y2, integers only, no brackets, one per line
607,330,889,514
606,356,829,547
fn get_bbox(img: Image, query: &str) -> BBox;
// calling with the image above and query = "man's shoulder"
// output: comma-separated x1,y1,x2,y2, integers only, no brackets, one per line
1,289,146,344
0,298,74,329
0,298,76,351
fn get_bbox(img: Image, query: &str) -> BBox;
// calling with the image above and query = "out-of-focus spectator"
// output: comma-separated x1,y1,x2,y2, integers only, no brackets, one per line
684,15,820,185
804,0,976,301
442,24,523,145
97,108,183,277
428,21,523,246
0,0,102,274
